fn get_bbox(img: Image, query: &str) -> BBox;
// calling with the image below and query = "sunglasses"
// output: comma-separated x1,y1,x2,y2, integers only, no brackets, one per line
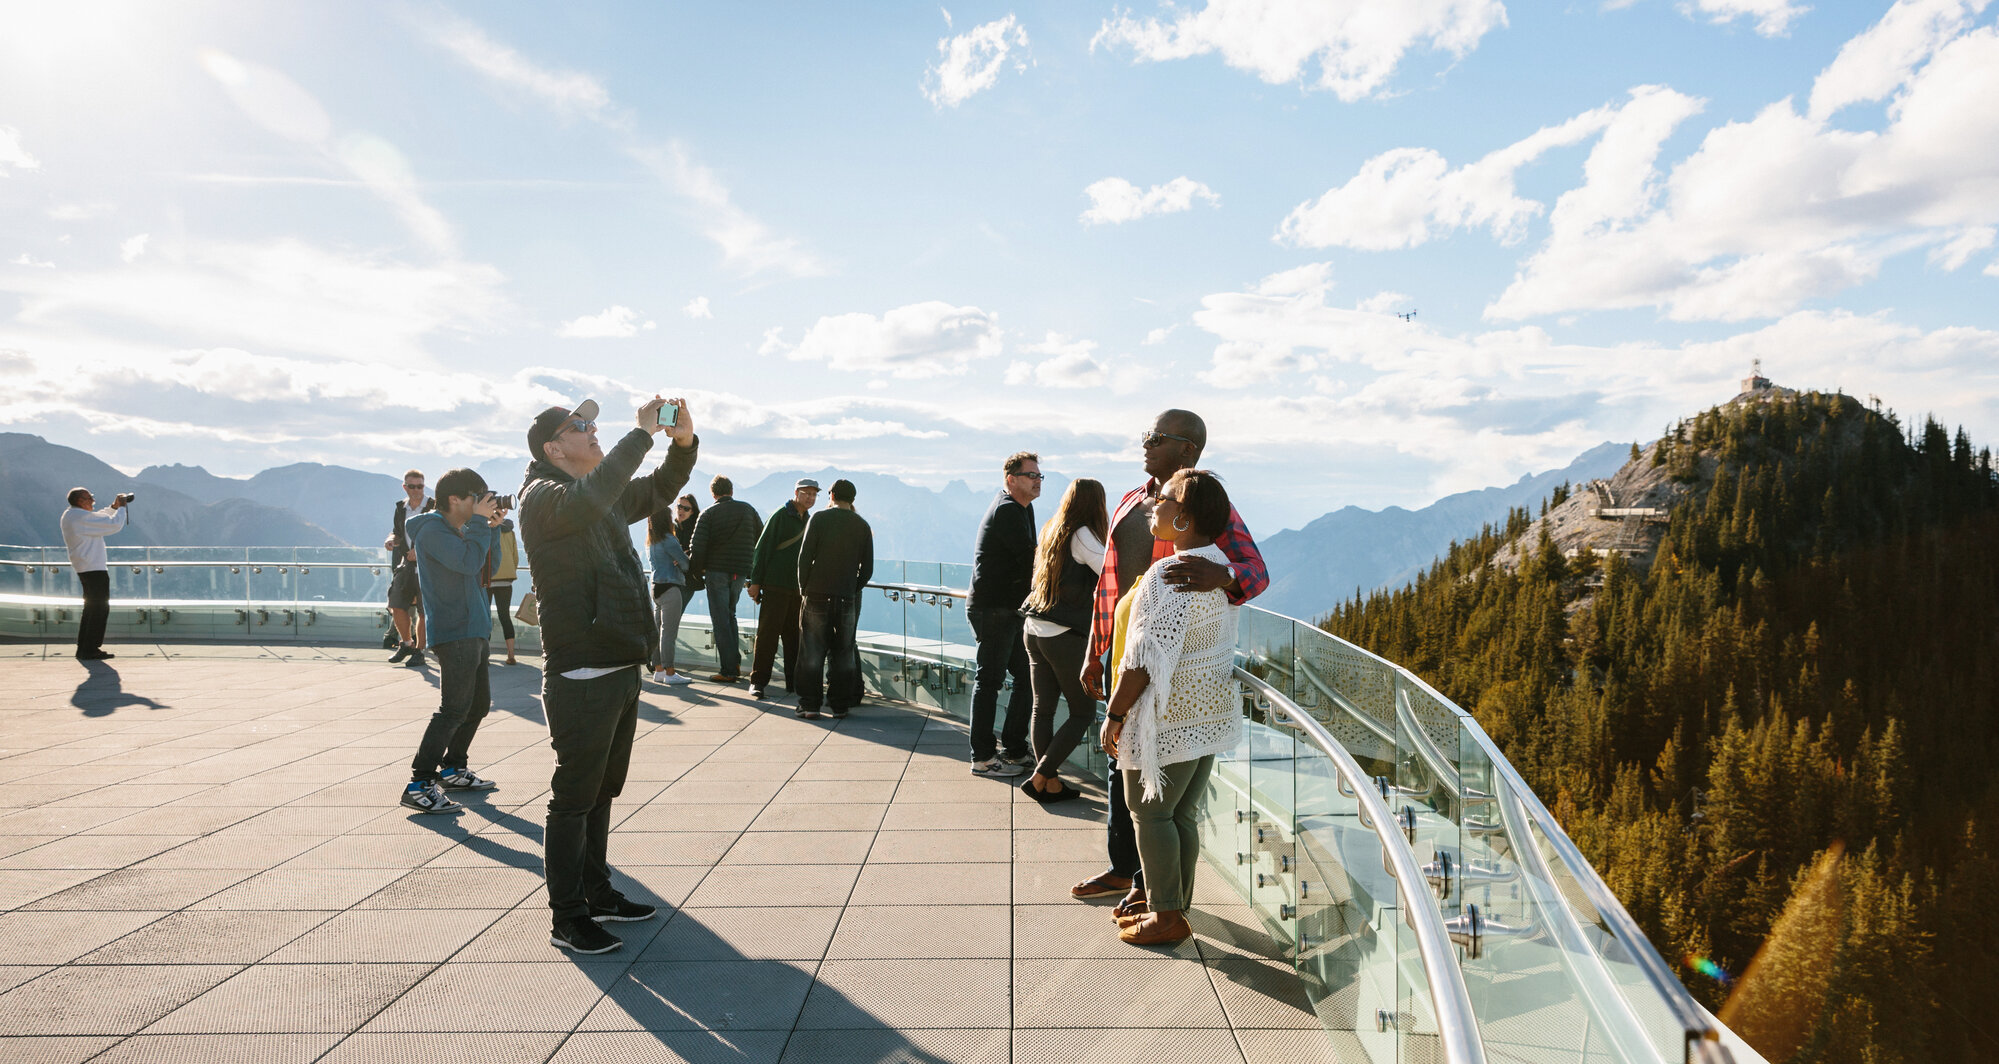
1010,471,1044,481
403,482,423,490
563,418,596,436
1141,430,1195,449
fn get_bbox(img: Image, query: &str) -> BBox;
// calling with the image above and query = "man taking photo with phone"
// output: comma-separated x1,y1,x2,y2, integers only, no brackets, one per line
399,469,502,815
521,393,698,955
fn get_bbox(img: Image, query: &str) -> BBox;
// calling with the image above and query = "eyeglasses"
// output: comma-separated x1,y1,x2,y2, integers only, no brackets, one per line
403,482,423,490
1141,430,1195,449
1010,471,1044,481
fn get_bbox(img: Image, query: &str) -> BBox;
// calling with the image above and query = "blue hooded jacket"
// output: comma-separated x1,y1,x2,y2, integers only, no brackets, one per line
408,510,495,645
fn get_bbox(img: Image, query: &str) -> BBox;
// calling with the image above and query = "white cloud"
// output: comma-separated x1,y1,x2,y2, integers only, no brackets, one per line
201,49,457,256
119,234,149,263
1081,176,1220,225
1008,333,1111,388
48,203,114,221
1684,0,1809,37
924,14,1031,108
1143,325,1177,345
559,306,650,339
12,253,55,269
0,238,507,365
1,127,41,175
1091,0,1507,102
1809,0,1985,120
1279,104,1618,250
1928,226,1993,270
1488,12,1999,322
426,16,824,277
770,301,1003,379
683,296,713,319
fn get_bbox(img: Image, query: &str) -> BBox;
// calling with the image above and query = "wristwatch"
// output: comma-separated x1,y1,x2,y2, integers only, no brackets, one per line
1223,563,1238,584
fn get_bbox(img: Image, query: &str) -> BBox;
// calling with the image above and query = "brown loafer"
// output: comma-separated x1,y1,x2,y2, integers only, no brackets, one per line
1119,910,1192,945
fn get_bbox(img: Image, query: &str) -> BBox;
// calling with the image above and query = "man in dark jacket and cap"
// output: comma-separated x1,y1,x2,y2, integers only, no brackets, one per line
520,393,697,955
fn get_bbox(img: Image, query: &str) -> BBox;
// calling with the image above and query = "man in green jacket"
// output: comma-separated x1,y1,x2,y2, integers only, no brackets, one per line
746,478,819,700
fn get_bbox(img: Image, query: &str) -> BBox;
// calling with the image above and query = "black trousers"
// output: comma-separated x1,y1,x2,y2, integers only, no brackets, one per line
409,637,491,782
543,666,642,923
968,607,1031,761
489,585,515,641
797,594,860,712
1107,753,1144,885
75,570,111,656
1026,629,1093,779
749,587,801,690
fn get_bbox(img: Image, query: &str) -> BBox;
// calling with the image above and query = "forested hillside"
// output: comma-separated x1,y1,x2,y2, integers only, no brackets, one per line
1324,391,1999,1063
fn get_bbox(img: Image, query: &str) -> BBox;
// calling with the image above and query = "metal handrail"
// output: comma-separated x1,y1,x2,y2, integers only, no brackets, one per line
1237,666,1487,1064
1277,610,1729,1063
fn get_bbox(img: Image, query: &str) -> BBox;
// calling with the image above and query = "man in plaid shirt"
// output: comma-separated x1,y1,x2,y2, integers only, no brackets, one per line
1071,408,1268,912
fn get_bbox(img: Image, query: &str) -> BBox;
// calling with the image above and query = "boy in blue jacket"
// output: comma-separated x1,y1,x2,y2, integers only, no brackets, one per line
400,468,501,813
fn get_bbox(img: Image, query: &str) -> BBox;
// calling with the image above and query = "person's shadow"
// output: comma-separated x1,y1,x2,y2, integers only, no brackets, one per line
70,661,170,717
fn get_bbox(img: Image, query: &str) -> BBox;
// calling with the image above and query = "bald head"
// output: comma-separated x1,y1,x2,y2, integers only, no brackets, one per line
1155,409,1207,454
1142,409,1208,481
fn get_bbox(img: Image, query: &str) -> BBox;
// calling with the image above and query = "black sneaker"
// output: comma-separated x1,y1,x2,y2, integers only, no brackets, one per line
399,780,462,814
589,896,659,923
388,643,413,663
551,916,622,954
406,649,427,668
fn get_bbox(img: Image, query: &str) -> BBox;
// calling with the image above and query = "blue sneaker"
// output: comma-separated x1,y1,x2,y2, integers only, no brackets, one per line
400,780,462,814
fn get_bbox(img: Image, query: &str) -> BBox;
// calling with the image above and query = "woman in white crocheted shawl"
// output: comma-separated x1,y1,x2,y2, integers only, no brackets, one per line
1097,468,1241,946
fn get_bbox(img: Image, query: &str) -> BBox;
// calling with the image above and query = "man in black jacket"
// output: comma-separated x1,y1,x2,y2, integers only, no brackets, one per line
690,475,762,682
966,451,1041,776
520,394,697,955
795,478,873,720
746,478,818,700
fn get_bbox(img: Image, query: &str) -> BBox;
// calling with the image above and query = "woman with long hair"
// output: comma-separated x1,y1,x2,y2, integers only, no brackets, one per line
1097,468,1241,945
647,498,696,686
1019,478,1108,802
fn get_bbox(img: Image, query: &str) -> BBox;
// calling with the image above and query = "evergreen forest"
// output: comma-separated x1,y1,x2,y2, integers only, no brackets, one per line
1323,392,1999,1063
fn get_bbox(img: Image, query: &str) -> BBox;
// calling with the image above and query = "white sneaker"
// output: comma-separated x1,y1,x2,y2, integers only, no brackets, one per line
652,670,669,684
662,673,693,686
971,757,1025,777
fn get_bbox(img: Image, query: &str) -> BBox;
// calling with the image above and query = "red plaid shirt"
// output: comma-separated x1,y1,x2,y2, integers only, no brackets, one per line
1086,480,1269,664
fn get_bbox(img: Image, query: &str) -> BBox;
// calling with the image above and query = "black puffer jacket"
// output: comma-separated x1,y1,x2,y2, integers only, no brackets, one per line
520,429,698,674
690,496,762,580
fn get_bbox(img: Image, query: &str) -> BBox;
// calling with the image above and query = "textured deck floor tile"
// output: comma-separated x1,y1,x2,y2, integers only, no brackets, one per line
1204,953,1325,1030
264,908,501,962
1013,958,1230,1029
454,903,668,962
867,828,1010,864
76,909,332,964
878,802,1012,831
1013,1028,1248,1064
0,1036,123,1064
826,904,1009,959
549,1030,789,1064
798,959,1010,1029
142,962,432,1033
22,868,252,910
578,960,816,1032
188,867,404,910
848,861,1011,906
0,868,103,911
0,834,193,869
617,804,766,832
638,905,843,961
361,962,623,1033
770,780,898,804
749,803,888,832
0,910,171,964
785,762,907,781
1011,904,1201,960
355,866,545,908
0,964,242,1035
778,1028,1010,1064
1235,1029,1349,1063
87,1033,343,1063
722,830,875,865
315,1032,566,1064
683,864,860,907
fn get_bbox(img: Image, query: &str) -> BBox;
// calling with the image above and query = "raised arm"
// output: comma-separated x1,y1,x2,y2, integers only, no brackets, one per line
415,517,494,575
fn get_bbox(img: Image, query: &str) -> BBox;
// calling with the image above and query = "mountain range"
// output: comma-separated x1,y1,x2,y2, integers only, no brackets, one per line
1,430,1619,618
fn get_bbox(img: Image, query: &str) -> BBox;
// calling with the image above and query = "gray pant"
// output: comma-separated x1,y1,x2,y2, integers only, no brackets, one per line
409,637,490,783
1122,754,1216,913
543,666,642,923
1026,629,1093,779
653,585,685,672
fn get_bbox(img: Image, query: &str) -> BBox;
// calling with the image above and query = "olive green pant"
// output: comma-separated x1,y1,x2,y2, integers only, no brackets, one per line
1121,754,1217,914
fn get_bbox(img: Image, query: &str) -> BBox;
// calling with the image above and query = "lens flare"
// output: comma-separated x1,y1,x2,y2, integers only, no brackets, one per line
1684,953,1731,985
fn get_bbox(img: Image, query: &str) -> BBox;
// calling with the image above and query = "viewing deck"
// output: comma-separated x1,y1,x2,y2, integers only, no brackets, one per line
0,652,1332,1064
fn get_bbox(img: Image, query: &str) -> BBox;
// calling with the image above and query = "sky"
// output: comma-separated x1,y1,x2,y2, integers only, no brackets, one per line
2,0,1996,534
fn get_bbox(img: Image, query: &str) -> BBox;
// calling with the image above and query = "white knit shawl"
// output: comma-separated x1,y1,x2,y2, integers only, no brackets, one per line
1115,543,1242,801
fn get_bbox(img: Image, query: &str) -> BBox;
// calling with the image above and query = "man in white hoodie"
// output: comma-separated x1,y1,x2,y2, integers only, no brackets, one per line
60,487,132,661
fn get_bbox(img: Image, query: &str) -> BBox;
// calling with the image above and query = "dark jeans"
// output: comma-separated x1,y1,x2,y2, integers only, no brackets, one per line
409,637,491,782
76,570,110,655
1026,629,1093,779
706,574,747,675
543,665,642,923
750,587,801,690
1106,753,1144,884
490,585,515,641
797,594,860,713
968,607,1031,761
